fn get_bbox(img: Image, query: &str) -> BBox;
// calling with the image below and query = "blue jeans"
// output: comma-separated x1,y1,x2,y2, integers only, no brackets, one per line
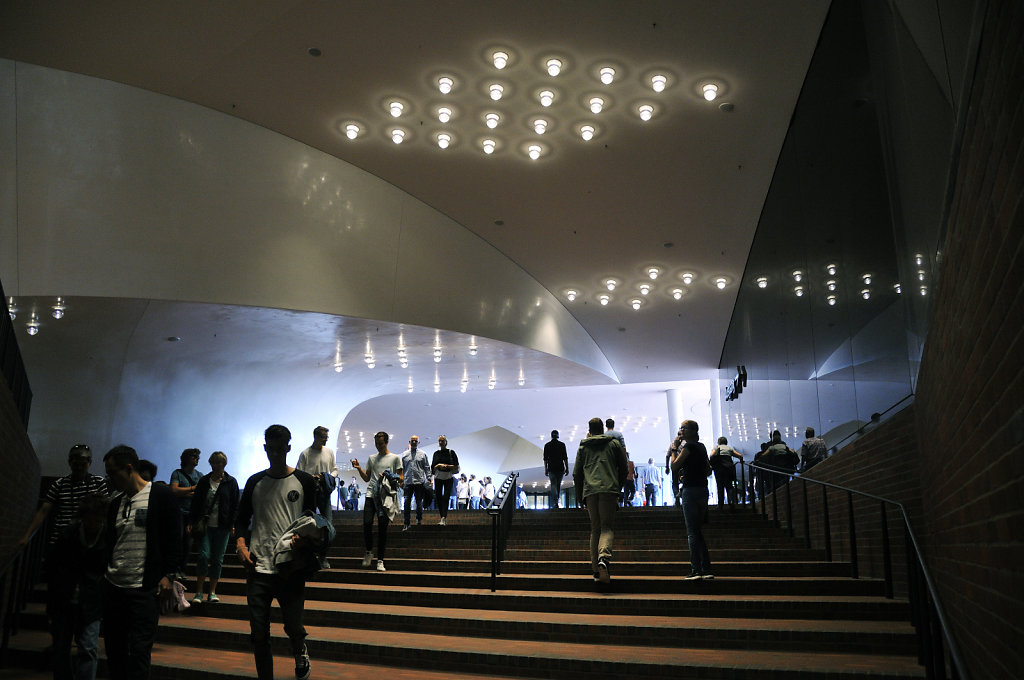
247,571,307,680
548,471,563,508
681,486,711,575
51,614,100,680
469,496,481,509
404,483,426,524
196,525,232,580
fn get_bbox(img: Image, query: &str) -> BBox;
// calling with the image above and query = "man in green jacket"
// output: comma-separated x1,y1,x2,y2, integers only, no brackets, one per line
573,417,628,586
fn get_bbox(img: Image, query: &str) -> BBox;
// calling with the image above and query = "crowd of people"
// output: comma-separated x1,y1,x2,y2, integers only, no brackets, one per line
19,419,830,680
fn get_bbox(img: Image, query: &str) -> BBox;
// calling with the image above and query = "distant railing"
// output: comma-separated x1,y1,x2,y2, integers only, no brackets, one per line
486,472,519,592
742,460,968,680
0,525,45,667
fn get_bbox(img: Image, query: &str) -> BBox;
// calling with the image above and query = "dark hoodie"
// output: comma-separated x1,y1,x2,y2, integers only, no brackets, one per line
573,434,628,500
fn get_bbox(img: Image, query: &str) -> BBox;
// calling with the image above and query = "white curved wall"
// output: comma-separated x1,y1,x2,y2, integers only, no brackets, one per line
0,60,614,378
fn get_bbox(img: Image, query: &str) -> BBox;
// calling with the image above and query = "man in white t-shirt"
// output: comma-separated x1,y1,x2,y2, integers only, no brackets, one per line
296,425,338,522
468,475,483,509
235,424,319,680
351,431,403,572
101,445,180,680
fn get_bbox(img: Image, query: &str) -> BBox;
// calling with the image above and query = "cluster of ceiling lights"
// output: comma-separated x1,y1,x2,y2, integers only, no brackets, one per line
750,253,929,305
339,47,725,160
724,412,804,445
535,415,664,444
563,267,731,310
8,296,67,336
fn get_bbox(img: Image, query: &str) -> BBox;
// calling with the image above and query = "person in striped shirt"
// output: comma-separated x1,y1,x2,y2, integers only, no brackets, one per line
18,444,108,547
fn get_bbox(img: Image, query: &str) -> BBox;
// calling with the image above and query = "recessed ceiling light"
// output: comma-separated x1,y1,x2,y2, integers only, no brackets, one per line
756,276,768,289
862,273,872,285
713,276,729,290
669,288,684,300
681,272,695,285
437,107,452,123
389,101,404,117
826,263,838,276
436,133,451,149
546,58,563,76
791,269,804,282
599,67,616,85
527,144,542,160
484,112,500,129
438,76,454,94
861,289,871,300
647,267,661,280
565,289,578,302
579,124,595,141
391,128,405,144
702,83,719,101
598,294,610,306
489,83,504,101
794,286,805,297
638,104,654,121
492,51,509,69
629,298,643,310
344,123,360,140
482,138,496,155
533,119,548,134
639,284,651,296
827,294,837,306
539,90,555,107
651,74,668,92
604,278,618,291
590,97,605,113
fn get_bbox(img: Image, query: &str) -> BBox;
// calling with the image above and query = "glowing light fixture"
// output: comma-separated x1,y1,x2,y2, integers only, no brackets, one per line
791,269,804,282
437,107,452,123
590,97,605,114
647,267,661,280
794,286,805,297
484,112,500,129
546,59,562,76
826,279,837,291
826,263,838,276
580,125,595,141
433,347,442,363
714,277,728,290
894,283,902,294
702,83,719,101
861,289,871,300
639,283,651,296
756,277,768,289
6,297,15,321
681,272,695,285
599,67,615,85
827,295,837,306
438,76,454,94
389,101,404,117
565,289,578,302
917,269,926,281
598,294,610,306
436,133,451,149
492,51,509,69
527,144,542,160
914,253,924,266
629,298,643,310
638,104,654,121
651,74,667,92
344,124,360,140
334,363,343,373
391,129,405,144
539,90,554,107
604,278,618,291
920,286,927,296
26,313,39,336
52,297,66,319
489,83,504,101
862,273,872,285
533,118,548,134
482,139,496,155
670,287,684,300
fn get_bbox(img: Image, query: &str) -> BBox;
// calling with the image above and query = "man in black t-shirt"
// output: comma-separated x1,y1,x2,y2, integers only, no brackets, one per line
543,431,569,509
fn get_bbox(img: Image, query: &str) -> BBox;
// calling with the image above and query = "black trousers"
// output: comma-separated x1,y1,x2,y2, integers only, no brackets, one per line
247,571,307,680
403,483,426,524
102,581,159,680
434,477,454,518
363,497,390,560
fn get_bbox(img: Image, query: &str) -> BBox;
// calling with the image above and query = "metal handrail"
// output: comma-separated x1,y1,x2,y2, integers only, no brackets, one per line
0,525,45,666
486,471,519,592
741,460,968,680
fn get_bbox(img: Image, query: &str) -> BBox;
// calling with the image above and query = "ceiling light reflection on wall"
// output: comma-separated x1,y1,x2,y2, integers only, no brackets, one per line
791,269,804,282
469,337,478,356
26,313,39,336
862,273,872,285
894,283,902,294
438,76,454,94
538,90,555,107
6,297,16,321
826,263,838,276
546,59,563,76
794,285,805,297
826,279,837,291
579,125,595,141
651,74,667,92
826,295,837,306
52,297,66,319
599,67,616,85
861,289,871,300
756,277,768,289
702,83,719,101
492,51,509,69
489,83,504,100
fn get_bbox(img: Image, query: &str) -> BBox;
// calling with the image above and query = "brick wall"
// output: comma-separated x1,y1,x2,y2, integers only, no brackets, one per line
0,379,40,564
910,0,1024,677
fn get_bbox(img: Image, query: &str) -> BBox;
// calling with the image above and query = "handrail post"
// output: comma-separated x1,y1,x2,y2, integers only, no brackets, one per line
771,473,779,528
759,471,766,518
490,510,498,592
880,502,893,599
739,463,747,505
847,491,858,579
802,478,811,549
785,475,794,537
822,485,832,561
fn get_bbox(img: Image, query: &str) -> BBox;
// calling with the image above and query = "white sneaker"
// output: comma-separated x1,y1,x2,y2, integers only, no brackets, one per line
376,560,386,572
361,551,372,568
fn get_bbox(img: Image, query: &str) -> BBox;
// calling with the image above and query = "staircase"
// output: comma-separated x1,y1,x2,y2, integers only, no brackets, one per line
10,505,924,679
